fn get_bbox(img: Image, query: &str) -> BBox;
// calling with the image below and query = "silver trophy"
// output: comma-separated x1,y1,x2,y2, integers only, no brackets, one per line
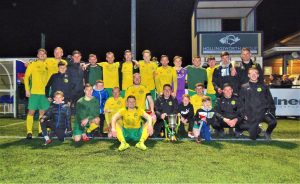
164,114,180,141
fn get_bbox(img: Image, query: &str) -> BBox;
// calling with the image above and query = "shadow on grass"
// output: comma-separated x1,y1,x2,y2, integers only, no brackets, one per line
108,139,120,150
0,138,297,151
145,140,159,149
226,140,298,150
202,141,224,150
69,138,118,148
0,138,66,149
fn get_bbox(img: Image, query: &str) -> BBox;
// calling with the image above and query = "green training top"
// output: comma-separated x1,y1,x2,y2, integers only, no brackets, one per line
73,97,100,131
186,65,207,90
88,66,103,86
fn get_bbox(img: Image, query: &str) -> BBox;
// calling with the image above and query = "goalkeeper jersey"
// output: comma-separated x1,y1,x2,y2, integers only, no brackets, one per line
138,61,157,91
24,60,48,95
98,62,120,88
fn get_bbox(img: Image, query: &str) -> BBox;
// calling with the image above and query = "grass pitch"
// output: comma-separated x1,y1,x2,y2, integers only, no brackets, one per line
0,118,299,183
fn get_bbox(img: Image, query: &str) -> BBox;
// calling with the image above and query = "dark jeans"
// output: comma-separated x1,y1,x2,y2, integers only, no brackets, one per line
70,91,84,115
211,119,238,131
153,120,164,137
40,120,66,141
178,118,194,134
99,114,105,133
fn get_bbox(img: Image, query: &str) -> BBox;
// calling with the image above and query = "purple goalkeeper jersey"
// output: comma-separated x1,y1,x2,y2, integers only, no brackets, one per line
176,67,187,90
175,67,187,103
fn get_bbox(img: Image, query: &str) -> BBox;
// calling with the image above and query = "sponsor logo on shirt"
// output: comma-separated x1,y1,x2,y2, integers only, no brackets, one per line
181,109,190,115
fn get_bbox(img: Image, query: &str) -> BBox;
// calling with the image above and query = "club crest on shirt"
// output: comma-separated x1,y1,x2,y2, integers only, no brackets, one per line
257,87,262,92
168,101,173,106
64,78,68,83
231,100,236,105
117,101,122,105
139,89,144,94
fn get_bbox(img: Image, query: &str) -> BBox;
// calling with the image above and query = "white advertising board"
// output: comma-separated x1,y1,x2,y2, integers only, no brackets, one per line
270,88,300,116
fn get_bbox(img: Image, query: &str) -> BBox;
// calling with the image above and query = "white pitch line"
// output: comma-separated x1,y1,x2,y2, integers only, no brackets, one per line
0,136,299,142
0,121,24,128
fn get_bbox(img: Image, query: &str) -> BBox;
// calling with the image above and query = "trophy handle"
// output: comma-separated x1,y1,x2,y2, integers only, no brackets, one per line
163,119,169,141
176,113,181,131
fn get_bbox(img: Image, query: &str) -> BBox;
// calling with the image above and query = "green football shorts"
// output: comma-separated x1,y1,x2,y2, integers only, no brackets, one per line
28,94,50,110
122,127,143,142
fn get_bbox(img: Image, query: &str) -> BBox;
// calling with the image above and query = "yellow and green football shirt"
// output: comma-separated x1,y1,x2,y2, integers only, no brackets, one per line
138,60,157,91
45,58,67,80
98,62,120,88
122,62,134,90
190,94,204,114
118,107,145,129
104,97,125,124
125,85,149,111
155,66,177,95
24,60,48,95
206,66,217,94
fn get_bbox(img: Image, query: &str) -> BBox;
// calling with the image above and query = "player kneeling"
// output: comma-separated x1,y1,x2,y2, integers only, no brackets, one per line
73,84,100,142
40,91,71,145
111,95,153,151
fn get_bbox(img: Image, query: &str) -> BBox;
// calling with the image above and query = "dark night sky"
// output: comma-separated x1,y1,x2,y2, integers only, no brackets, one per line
0,0,299,64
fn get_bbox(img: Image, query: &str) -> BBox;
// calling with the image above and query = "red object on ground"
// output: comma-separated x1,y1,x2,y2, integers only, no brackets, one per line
82,136,90,142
